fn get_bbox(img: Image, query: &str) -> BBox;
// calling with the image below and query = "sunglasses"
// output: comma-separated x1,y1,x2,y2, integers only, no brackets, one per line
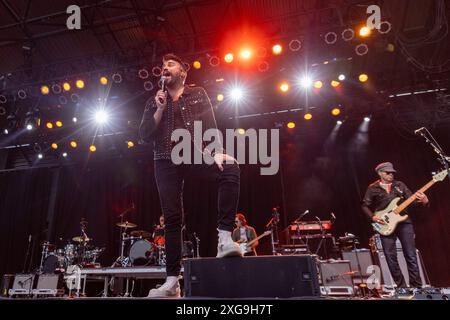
383,172,394,175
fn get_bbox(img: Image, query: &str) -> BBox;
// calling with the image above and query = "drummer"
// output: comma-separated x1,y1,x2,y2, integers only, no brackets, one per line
153,215,165,246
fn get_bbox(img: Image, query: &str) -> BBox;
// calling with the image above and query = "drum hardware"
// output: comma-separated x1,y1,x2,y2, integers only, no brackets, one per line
193,232,200,258
130,230,151,239
113,206,138,267
38,241,55,274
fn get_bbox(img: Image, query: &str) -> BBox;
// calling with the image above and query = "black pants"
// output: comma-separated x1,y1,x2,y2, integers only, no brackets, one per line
380,222,422,288
154,159,240,276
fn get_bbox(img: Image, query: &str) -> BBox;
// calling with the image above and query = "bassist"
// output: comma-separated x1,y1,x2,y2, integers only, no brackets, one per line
361,162,428,288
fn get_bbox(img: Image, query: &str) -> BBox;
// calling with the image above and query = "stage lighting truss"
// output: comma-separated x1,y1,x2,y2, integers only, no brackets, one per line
209,55,220,67
289,39,302,51
341,28,355,41
324,32,338,45
378,21,392,34
355,43,369,56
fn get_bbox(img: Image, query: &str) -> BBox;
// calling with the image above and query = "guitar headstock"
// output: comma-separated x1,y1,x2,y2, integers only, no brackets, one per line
432,169,449,182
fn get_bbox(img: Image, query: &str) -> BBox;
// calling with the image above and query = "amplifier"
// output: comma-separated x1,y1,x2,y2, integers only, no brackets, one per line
396,287,450,300
32,274,65,297
8,274,36,297
184,255,320,298
1,274,15,297
317,260,354,296
341,249,374,282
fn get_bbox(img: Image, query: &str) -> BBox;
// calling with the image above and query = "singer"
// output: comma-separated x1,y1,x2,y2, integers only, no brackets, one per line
139,53,242,298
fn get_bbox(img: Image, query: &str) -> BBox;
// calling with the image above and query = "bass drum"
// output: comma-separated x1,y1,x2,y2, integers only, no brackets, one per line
129,240,158,266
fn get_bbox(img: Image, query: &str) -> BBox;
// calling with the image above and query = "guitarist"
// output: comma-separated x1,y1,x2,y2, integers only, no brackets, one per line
232,213,258,256
362,162,429,288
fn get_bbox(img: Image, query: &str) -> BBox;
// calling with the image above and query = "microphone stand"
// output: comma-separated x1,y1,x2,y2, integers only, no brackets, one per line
417,128,450,181
351,236,366,298
23,235,32,273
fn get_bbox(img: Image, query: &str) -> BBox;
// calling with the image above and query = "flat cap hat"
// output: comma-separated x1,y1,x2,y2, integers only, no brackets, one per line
375,162,397,173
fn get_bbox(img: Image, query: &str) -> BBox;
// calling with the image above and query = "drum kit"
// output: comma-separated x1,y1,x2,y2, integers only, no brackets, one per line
112,220,166,267
39,219,104,273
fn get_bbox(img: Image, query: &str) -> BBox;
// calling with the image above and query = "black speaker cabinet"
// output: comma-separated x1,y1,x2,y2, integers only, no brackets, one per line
183,255,320,298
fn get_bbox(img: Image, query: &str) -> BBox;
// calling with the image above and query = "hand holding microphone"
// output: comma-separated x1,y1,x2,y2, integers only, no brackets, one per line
155,75,168,110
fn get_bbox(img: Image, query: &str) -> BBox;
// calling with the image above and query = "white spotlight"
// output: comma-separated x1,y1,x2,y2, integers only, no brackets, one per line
95,110,109,124
62,152,68,157
299,76,312,88
338,74,346,81
37,153,43,159
4,129,9,134
26,124,33,131
337,120,343,125
230,88,243,100
364,116,371,122
72,117,78,123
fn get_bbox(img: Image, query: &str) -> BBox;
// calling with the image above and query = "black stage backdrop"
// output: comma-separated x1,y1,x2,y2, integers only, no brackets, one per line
1,117,450,287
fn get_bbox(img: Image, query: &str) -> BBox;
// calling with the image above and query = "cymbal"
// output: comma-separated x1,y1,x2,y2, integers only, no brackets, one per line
116,221,137,229
130,230,151,238
72,236,91,243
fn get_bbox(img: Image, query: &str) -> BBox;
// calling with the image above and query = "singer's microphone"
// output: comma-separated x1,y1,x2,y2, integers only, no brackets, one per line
28,234,32,242
158,76,167,104
331,212,336,220
414,127,425,134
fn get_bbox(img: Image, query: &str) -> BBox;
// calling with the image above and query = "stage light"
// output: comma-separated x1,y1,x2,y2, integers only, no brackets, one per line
100,77,108,85
359,74,368,82
287,122,296,129
240,49,252,60
359,26,371,37
76,80,85,89
289,39,302,51
89,145,97,152
70,141,78,148
72,117,78,123
41,86,50,95
364,116,371,122
0,95,7,104
127,141,134,148
62,152,68,157
304,113,313,120
56,121,63,128
209,56,220,67
193,61,201,69
217,94,224,102
63,82,71,91
237,128,245,135
144,81,153,92
338,74,346,81
331,108,341,116
94,110,109,124
138,68,149,79
224,53,234,63
300,76,312,88
46,122,53,129
18,89,27,99
279,82,289,92
37,153,43,159
26,124,33,130
331,80,340,87
51,143,58,150
4,129,9,135
230,88,243,100
112,73,122,83
337,120,343,125
25,108,39,130
272,44,282,55
314,81,323,89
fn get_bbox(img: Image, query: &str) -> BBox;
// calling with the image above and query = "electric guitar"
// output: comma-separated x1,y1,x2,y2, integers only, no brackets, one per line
239,230,271,255
372,169,448,236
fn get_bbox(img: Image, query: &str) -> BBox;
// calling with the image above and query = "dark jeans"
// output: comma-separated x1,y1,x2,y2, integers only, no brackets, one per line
154,159,240,276
380,222,422,288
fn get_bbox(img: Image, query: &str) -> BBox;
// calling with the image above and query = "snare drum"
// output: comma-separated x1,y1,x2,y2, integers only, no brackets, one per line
64,244,77,259
129,239,158,266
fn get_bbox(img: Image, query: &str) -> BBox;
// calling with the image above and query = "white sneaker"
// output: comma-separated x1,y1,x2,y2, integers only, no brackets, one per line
147,276,181,298
216,229,243,258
